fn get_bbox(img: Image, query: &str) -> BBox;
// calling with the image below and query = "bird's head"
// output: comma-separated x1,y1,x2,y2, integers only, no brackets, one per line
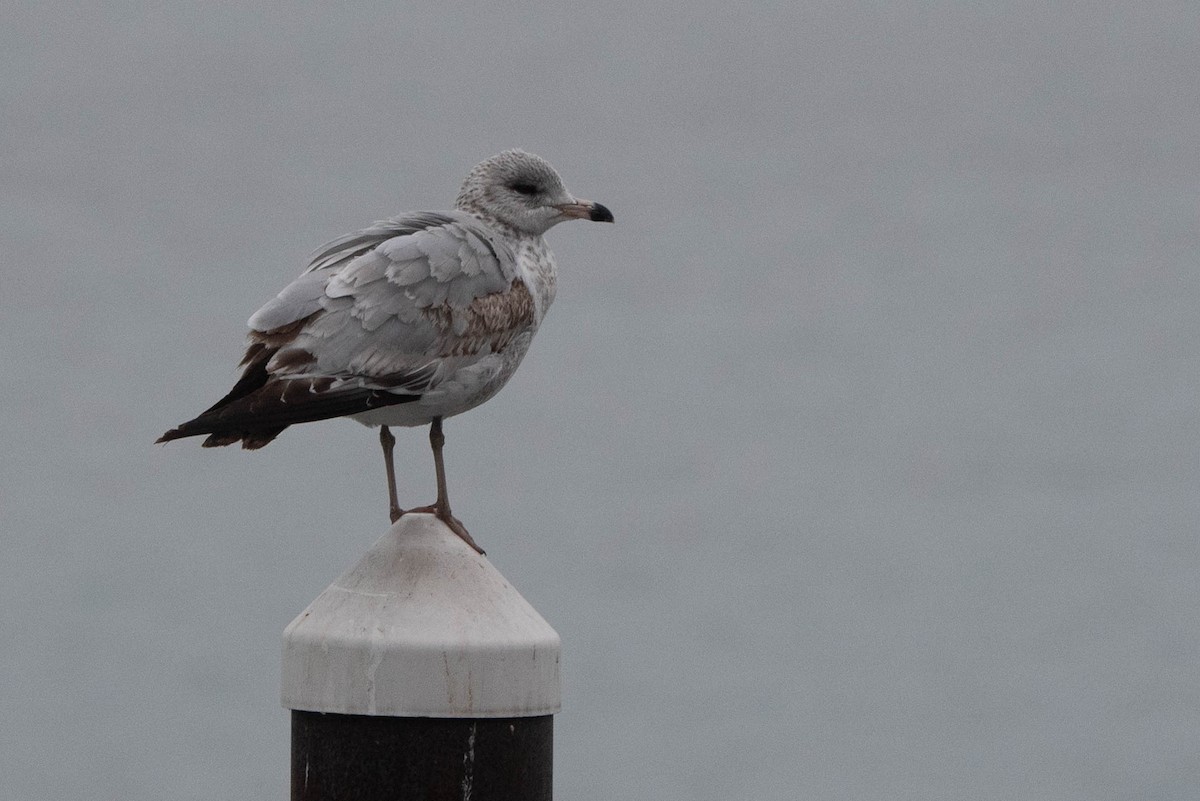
455,149,614,236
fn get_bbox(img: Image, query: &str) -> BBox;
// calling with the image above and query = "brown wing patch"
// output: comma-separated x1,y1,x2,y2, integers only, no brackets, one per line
423,279,535,357
246,313,318,354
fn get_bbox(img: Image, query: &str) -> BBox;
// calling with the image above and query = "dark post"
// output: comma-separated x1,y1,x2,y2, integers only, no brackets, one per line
291,713,552,800
282,516,561,800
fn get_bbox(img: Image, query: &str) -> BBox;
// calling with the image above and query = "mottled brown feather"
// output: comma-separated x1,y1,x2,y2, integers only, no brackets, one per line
422,279,535,357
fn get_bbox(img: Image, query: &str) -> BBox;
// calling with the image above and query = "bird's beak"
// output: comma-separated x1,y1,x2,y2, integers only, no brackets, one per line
555,199,615,223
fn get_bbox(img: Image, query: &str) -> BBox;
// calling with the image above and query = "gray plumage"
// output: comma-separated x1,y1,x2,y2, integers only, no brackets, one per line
248,211,522,403
157,150,612,548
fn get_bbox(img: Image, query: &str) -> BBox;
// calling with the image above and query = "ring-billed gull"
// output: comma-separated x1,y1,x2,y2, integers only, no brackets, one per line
157,150,614,552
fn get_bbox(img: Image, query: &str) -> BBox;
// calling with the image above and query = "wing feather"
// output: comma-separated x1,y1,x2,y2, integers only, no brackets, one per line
269,213,530,391
160,210,536,448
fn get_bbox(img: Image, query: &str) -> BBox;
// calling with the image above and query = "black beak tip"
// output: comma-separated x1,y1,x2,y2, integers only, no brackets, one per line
590,202,615,223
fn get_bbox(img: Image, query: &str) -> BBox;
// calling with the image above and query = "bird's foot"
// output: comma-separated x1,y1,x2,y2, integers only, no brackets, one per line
406,504,485,555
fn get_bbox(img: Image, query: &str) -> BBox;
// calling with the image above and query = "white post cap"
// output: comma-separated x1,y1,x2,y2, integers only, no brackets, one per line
281,515,561,718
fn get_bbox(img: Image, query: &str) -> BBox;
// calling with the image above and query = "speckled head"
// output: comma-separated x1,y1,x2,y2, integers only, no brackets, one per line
455,149,614,236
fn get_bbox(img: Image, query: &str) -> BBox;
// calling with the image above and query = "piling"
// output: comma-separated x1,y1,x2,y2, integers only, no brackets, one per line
282,515,560,800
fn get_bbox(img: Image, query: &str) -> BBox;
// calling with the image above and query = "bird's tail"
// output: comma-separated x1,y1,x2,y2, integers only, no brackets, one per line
157,341,419,450
155,419,286,450
156,341,289,449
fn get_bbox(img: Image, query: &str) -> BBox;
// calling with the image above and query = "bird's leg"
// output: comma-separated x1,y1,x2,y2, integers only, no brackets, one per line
380,425,404,523
429,417,452,517
412,417,484,554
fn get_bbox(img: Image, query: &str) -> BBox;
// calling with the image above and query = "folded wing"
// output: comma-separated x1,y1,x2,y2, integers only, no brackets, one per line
158,212,534,448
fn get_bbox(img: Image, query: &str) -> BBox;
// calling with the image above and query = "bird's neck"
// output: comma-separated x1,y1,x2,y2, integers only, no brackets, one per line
518,238,557,322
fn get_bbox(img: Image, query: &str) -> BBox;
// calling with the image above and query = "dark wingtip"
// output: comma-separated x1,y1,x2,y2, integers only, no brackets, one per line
589,202,614,223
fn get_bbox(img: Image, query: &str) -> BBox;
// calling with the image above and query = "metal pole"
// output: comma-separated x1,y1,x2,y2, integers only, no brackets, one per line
282,516,560,800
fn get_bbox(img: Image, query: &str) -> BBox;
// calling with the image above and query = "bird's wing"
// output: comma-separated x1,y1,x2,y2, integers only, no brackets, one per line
247,212,476,331
258,210,531,394
160,212,535,444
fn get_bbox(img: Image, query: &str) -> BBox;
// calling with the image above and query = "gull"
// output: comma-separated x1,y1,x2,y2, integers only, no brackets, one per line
157,150,613,552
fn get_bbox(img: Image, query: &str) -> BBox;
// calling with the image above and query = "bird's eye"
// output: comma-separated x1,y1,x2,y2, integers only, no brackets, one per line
511,182,539,196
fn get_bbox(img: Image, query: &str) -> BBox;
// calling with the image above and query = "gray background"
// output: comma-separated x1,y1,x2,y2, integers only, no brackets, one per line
3,3,1198,799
